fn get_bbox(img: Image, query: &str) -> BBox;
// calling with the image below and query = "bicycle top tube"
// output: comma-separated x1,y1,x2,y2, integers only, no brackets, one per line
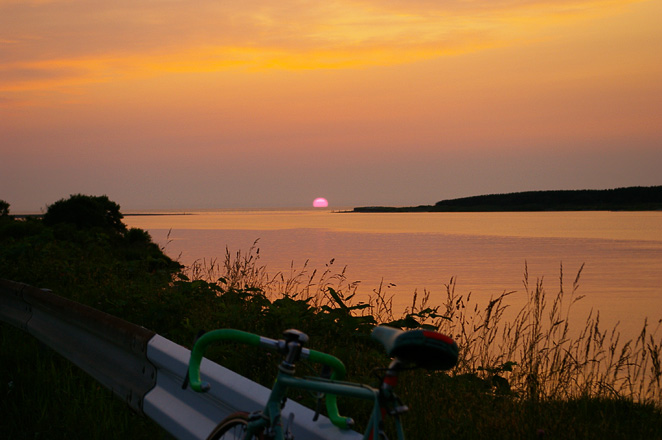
187,328,352,429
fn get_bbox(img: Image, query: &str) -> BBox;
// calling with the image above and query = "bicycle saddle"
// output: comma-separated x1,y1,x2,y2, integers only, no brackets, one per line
371,326,459,371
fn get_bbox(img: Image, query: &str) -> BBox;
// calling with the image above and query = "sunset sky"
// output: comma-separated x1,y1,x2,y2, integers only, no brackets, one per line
2,0,661,212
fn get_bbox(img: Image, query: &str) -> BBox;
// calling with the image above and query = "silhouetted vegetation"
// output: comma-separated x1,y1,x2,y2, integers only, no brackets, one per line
2,194,661,439
43,194,126,232
0,199,9,218
353,185,662,212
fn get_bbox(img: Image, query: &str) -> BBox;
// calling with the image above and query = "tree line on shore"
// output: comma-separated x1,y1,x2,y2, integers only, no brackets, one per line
353,185,662,212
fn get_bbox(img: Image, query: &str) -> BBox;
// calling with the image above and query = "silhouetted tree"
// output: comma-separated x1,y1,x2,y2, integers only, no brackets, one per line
43,194,126,234
0,199,9,218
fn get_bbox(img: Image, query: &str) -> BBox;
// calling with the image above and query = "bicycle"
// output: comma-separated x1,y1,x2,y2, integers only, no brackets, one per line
186,325,459,440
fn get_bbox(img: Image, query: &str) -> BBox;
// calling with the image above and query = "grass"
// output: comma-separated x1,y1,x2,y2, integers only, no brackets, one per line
427,263,662,406
179,247,662,439
187,245,662,405
1,200,662,439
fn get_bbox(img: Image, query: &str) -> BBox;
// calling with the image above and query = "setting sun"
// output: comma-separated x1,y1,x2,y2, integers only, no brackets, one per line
313,197,329,208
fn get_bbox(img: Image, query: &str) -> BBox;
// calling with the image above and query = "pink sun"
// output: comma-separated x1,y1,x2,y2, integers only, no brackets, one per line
313,197,329,208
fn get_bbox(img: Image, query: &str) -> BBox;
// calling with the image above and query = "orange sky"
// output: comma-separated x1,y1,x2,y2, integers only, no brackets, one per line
1,0,661,211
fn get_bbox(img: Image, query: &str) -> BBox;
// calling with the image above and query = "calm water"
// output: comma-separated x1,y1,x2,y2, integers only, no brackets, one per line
124,210,662,339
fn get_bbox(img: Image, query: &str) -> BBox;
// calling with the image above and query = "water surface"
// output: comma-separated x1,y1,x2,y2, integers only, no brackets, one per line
125,210,662,339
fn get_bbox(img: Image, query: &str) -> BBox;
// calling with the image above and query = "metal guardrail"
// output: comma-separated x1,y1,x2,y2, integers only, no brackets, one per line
0,279,362,439
144,335,362,440
0,278,156,412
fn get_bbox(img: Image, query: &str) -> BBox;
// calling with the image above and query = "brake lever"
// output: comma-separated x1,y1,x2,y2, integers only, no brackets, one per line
313,365,333,421
313,396,324,421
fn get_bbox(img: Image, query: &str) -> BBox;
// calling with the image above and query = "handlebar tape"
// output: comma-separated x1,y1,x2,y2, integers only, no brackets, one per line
307,349,354,429
188,329,260,392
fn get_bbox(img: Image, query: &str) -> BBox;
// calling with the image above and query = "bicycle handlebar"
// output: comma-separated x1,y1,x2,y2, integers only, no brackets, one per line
188,329,260,392
304,349,352,429
187,329,353,429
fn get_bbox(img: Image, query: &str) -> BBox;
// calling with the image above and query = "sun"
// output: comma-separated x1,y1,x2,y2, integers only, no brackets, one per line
313,197,329,208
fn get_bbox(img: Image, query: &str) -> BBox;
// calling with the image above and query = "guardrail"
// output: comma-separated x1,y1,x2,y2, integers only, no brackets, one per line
0,278,156,412
0,279,362,440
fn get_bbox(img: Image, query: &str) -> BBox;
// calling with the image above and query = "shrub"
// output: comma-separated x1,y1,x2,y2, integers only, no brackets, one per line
0,199,9,217
43,194,126,234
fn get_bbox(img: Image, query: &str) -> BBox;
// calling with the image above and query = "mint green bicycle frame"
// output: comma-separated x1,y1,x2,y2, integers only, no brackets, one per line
188,329,406,440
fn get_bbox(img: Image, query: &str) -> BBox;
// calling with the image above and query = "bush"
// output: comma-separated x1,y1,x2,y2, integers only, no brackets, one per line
0,194,181,312
0,199,9,218
43,194,126,234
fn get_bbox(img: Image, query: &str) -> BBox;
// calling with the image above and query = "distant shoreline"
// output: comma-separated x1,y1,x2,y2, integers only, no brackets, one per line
13,212,194,220
351,186,662,212
123,213,193,216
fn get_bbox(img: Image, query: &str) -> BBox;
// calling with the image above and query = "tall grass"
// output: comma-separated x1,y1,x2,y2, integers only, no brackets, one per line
177,246,662,438
432,263,662,406
185,246,662,408
185,239,363,309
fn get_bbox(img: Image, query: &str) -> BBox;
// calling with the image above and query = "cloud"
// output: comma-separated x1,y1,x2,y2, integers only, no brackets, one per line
2,0,643,73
